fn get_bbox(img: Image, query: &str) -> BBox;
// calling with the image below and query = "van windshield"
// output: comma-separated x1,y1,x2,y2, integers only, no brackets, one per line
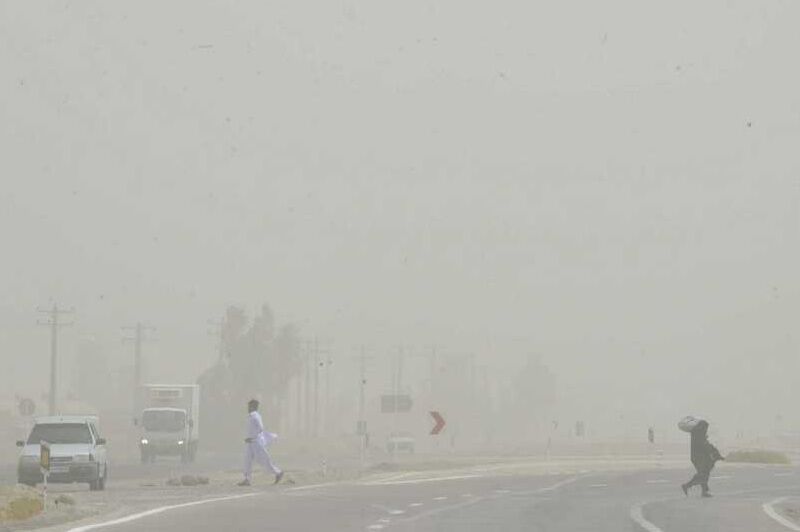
27,423,92,444
142,410,186,432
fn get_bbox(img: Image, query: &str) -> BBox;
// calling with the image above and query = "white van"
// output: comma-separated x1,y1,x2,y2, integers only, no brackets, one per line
16,415,108,491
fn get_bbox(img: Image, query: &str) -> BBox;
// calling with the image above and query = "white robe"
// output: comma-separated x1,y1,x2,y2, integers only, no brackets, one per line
243,410,281,479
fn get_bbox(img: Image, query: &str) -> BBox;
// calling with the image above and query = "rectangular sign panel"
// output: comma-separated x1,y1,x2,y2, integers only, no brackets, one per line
381,395,413,413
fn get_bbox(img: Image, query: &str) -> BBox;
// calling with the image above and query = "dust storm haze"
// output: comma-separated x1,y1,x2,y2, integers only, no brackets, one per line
1,0,799,457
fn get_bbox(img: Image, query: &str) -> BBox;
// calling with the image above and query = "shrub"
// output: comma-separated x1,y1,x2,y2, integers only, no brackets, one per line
725,450,790,465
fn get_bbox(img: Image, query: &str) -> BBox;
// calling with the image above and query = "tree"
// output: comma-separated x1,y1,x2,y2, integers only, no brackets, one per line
198,304,302,449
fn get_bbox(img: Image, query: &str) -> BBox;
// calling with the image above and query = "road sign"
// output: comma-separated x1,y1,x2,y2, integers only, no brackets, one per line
18,398,35,417
381,394,413,413
430,411,446,435
40,441,50,472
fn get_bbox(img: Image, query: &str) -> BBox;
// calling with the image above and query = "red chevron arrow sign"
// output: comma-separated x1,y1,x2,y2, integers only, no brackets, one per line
430,411,446,435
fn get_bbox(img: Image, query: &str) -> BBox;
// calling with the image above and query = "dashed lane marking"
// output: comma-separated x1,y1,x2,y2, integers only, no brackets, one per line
409,502,424,507
364,474,480,486
392,476,578,527
589,483,609,488
763,496,800,531
433,496,448,501
646,480,669,484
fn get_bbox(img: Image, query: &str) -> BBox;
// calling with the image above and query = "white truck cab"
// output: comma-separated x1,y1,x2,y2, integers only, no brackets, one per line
16,415,108,491
137,384,199,463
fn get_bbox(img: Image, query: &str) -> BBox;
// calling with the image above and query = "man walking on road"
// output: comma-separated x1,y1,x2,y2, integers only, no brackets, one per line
681,420,724,497
238,399,284,486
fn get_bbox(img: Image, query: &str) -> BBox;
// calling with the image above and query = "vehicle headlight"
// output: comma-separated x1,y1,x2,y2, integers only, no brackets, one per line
140,439,149,445
177,440,185,445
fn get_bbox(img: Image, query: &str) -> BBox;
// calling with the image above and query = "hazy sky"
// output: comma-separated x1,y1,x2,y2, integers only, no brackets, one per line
2,1,798,430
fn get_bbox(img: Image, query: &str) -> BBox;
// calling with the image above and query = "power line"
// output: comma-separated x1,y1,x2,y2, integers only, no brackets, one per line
122,322,156,412
36,304,75,415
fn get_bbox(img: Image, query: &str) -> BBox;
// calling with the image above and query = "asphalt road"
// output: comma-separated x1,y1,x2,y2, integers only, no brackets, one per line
54,463,800,532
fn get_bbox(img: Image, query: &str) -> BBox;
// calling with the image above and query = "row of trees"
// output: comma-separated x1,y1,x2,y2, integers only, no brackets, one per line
198,304,302,449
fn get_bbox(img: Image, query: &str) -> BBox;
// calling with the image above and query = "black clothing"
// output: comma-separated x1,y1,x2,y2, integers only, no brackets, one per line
683,420,723,495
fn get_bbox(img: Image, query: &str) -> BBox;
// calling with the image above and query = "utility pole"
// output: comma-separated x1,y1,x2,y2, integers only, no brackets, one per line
323,353,333,435
37,304,74,416
304,339,312,436
294,361,302,436
354,345,373,466
390,345,405,462
122,322,156,413
310,338,333,437
356,346,368,430
313,337,319,438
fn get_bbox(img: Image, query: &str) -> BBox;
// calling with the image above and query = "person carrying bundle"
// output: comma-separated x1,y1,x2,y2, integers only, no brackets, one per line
679,418,724,497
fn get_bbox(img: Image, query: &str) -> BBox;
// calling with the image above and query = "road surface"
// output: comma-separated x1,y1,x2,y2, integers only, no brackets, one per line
50,463,800,532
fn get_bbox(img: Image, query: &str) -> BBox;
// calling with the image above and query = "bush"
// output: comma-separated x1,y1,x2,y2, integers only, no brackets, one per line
55,494,75,506
0,496,44,521
726,450,791,465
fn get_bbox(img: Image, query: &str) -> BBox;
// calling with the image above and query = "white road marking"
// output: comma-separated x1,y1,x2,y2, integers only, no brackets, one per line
394,476,579,527
630,503,664,532
67,493,261,532
775,473,795,477
763,497,800,531
462,493,473,498
366,525,385,530
395,497,488,524
365,474,480,486
286,482,337,492
433,496,449,501
537,476,580,493
711,475,732,480
493,489,511,494
409,502,424,507
371,504,405,515
589,483,609,488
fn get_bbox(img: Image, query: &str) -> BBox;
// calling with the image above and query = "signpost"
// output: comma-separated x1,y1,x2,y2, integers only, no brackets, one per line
40,441,50,510
429,411,446,435
19,398,36,417
381,394,413,413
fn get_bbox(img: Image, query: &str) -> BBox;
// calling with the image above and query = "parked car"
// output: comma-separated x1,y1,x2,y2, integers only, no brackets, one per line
386,432,416,454
17,415,108,491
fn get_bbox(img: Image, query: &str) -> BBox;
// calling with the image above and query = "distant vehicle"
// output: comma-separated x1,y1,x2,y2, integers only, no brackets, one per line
386,432,415,454
136,384,200,463
16,415,108,491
